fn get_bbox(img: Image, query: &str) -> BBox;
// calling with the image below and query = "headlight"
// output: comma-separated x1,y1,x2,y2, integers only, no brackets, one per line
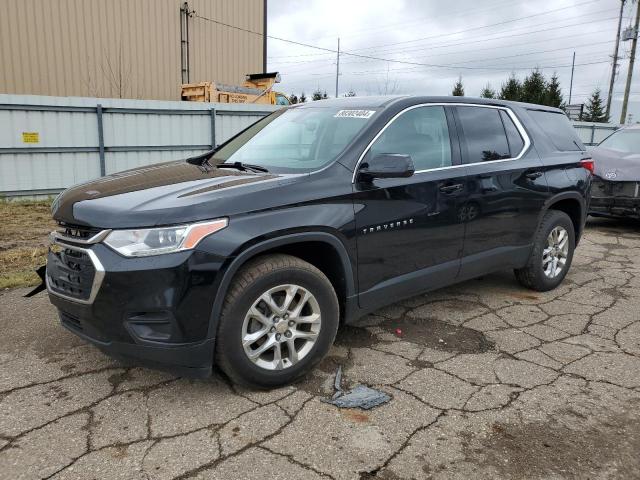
103,219,228,257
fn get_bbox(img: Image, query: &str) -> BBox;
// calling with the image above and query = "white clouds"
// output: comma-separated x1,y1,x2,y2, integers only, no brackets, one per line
267,0,638,122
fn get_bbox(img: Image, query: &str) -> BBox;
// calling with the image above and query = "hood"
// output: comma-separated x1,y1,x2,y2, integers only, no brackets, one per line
591,146,640,182
52,160,306,228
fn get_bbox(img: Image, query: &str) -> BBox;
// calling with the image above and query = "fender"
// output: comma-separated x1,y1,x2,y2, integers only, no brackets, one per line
205,231,357,339
538,190,587,241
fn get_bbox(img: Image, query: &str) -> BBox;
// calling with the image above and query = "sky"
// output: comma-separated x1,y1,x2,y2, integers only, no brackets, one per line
266,0,639,123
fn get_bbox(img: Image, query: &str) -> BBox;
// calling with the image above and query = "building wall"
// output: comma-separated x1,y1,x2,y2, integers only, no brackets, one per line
0,0,265,100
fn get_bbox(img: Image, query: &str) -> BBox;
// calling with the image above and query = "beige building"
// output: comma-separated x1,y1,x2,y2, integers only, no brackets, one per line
0,0,266,100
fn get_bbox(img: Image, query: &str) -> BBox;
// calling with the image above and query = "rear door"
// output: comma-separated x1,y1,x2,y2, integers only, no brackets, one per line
353,105,468,309
453,105,548,280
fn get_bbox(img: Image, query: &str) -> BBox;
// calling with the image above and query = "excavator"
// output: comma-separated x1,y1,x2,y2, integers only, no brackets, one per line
181,72,290,105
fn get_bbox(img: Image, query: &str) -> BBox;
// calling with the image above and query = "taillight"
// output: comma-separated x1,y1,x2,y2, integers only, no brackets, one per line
580,158,594,174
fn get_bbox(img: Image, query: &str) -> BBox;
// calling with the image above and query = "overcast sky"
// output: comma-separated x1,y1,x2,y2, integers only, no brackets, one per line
267,0,639,123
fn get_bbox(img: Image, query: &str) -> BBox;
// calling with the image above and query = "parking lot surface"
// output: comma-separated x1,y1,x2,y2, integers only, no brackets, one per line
1,218,640,480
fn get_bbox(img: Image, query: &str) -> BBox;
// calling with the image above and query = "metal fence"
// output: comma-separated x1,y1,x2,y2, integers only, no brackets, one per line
0,95,625,198
571,121,619,146
0,94,279,197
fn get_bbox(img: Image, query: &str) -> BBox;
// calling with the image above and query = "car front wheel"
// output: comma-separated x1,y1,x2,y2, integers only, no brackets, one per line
215,254,339,389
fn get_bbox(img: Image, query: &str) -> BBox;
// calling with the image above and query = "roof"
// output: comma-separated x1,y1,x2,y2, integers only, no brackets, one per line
294,95,564,113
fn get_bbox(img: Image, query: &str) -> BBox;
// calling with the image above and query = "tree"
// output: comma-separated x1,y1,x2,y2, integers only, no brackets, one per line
480,84,496,98
521,69,547,105
499,74,522,101
452,76,464,96
344,89,356,97
544,73,564,108
582,89,609,123
289,93,298,105
312,89,328,101
299,92,307,103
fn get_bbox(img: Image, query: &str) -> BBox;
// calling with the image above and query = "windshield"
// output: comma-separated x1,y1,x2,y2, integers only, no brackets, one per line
599,129,640,153
211,107,377,173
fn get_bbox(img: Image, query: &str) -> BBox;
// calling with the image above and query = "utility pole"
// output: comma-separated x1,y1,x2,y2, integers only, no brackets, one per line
335,38,340,98
621,0,640,124
569,52,575,104
607,0,626,119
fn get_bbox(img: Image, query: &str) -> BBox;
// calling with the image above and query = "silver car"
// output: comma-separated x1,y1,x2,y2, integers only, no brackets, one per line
590,125,640,219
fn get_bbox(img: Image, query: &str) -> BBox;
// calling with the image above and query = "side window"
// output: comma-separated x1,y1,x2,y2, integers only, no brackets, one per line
499,110,525,156
456,107,510,162
370,106,452,170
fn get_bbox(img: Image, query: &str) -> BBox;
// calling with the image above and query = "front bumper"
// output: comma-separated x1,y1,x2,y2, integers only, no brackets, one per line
590,196,640,219
589,178,640,219
46,237,226,377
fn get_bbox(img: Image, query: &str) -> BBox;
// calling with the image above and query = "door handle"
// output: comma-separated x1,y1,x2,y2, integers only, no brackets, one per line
439,183,463,194
525,171,543,180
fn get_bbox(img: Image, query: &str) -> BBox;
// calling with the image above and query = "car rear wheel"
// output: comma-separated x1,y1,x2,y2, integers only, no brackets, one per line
215,254,339,389
514,210,575,292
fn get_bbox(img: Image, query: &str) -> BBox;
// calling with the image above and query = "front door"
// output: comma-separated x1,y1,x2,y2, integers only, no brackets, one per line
353,105,468,310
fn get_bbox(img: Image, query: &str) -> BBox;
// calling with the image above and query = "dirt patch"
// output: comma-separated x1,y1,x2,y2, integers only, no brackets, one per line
471,407,640,479
508,292,540,301
340,409,369,423
334,325,377,349
380,318,494,354
0,200,56,289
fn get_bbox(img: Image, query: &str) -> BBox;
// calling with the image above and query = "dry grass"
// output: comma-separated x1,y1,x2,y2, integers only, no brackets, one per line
0,199,56,289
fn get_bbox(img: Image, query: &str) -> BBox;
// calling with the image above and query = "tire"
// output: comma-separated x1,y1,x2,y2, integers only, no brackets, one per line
215,254,339,389
514,210,575,292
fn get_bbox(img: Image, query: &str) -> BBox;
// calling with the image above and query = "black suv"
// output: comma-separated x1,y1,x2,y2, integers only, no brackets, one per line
47,96,591,388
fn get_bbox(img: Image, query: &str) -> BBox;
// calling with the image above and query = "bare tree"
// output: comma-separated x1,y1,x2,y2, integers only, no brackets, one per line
375,64,400,95
99,42,134,98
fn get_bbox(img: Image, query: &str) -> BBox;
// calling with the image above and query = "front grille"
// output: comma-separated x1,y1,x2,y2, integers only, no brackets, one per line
56,223,103,241
47,247,96,301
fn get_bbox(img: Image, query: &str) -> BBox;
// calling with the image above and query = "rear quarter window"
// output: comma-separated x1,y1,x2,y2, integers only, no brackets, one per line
528,110,584,151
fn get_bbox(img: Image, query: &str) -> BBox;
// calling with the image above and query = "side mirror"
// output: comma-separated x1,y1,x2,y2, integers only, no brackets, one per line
358,154,415,180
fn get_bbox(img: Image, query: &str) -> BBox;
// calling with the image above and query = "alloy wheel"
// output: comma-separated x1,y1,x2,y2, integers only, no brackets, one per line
542,226,569,278
241,284,321,370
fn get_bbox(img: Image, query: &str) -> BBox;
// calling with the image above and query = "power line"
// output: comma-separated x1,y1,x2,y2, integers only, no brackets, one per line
345,0,606,53
271,16,619,74
192,6,615,73
268,5,617,60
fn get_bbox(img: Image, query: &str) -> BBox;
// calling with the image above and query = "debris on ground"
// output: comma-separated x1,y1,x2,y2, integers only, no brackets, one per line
322,366,391,410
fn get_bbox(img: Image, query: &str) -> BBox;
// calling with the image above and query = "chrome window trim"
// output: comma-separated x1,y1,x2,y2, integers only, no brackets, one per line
351,102,532,183
51,228,112,245
46,240,105,305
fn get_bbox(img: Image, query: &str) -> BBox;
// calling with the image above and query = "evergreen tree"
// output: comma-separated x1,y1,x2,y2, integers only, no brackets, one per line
582,89,609,123
499,74,522,101
521,69,547,105
299,92,307,103
344,89,356,97
480,84,496,99
544,73,564,108
289,93,298,105
312,89,324,101
452,76,464,96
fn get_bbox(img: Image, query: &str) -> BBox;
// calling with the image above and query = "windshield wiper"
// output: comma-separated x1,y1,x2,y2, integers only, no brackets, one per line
217,161,269,173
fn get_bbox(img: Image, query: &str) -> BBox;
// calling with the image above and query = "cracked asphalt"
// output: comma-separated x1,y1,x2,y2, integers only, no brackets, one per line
2,217,640,480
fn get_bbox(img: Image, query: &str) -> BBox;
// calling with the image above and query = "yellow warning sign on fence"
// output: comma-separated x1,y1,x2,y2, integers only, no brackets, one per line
22,132,39,143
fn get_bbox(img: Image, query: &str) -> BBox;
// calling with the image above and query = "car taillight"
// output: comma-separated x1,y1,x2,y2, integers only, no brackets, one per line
580,158,594,174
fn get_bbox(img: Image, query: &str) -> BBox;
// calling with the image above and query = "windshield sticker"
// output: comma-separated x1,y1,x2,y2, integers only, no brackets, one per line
334,110,376,119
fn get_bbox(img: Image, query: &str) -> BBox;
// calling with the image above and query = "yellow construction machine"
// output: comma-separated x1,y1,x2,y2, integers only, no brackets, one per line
181,72,290,105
